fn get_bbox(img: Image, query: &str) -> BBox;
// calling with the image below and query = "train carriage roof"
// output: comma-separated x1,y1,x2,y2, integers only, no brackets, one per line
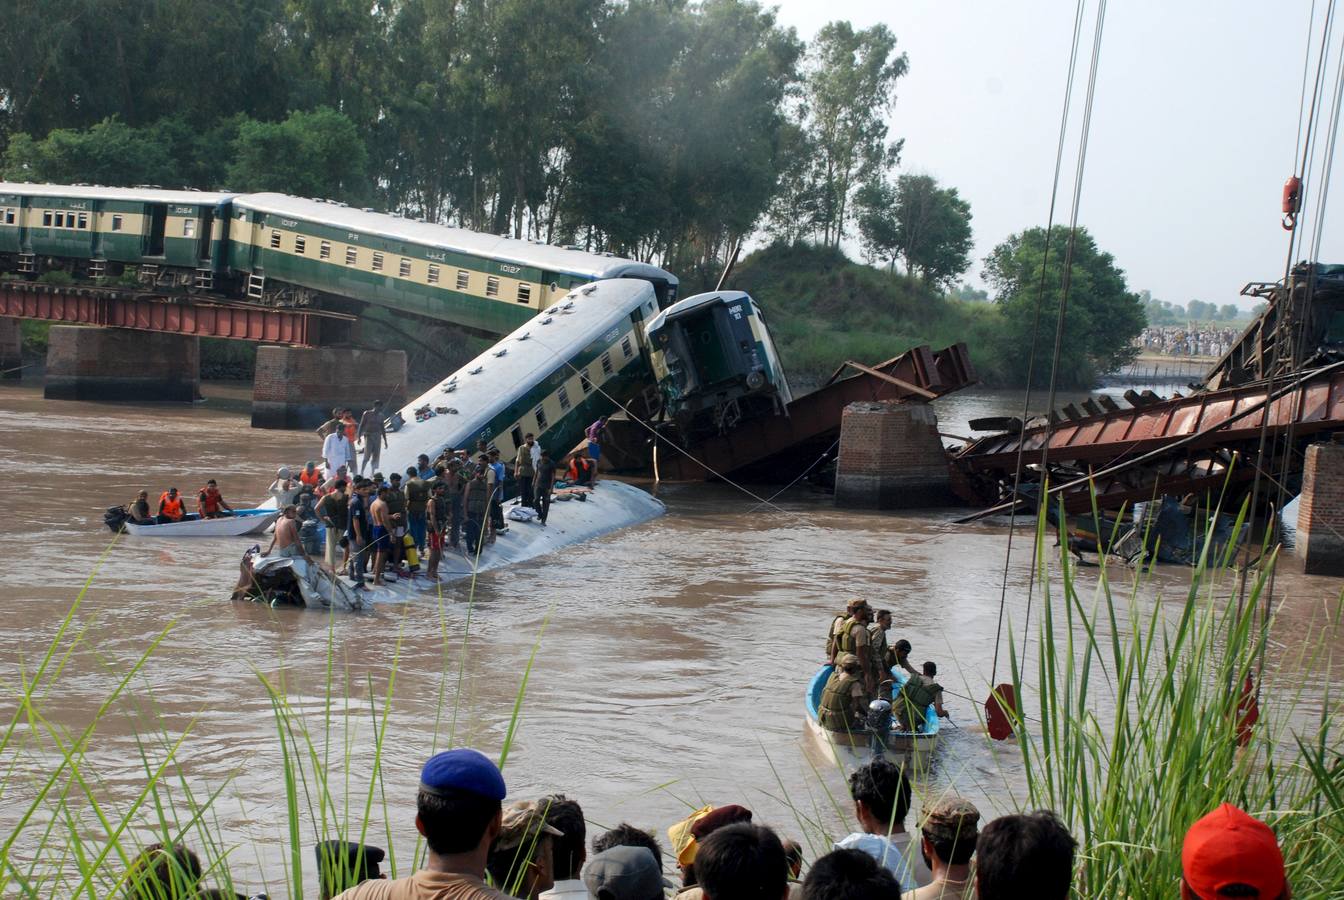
0,182,236,205
232,192,677,285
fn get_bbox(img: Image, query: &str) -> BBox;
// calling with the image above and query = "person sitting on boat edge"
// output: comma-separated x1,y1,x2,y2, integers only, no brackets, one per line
894,661,949,734
818,654,869,733
836,758,932,891
333,748,510,899
128,490,153,525
156,487,186,524
904,797,979,900
197,480,235,519
265,505,313,562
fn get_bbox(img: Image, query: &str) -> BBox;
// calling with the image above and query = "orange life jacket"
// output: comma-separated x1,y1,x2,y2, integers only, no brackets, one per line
159,492,185,520
199,486,223,514
299,468,322,487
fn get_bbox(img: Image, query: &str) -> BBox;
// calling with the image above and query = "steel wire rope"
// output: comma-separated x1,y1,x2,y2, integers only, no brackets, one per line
989,0,1090,688
1233,0,1339,636
1018,0,1110,664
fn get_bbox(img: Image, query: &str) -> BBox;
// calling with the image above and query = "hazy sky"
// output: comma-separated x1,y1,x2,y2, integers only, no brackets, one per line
772,1,1332,308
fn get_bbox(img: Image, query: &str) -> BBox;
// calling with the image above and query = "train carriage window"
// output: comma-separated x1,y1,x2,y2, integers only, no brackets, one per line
345,246,358,265
579,370,593,395
516,284,531,304
601,352,614,376
456,269,470,291
111,214,123,231
294,235,305,255
621,336,633,359
372,252,384,271
42,211,52,227
558,386,571,411
270,230,281,249
183,218,196,238
510,426,524,449
428,264,440,284
77,212,88,229
320,240,331,260
3,209,13,224
534,406,548,430
486,276,500,298
54,212,64,227
399,258,412,278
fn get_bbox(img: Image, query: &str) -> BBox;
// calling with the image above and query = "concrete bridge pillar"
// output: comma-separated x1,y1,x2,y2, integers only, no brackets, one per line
1296,440,1344,576
45,326,199,401
834,400,953,509
251,345,407,430
0,317,21,379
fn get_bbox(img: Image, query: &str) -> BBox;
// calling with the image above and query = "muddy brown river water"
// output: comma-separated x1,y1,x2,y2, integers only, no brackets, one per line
1,380,1339,895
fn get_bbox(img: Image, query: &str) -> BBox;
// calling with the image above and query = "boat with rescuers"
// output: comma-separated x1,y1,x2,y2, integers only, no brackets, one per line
104,505,279,537
805,658,942,771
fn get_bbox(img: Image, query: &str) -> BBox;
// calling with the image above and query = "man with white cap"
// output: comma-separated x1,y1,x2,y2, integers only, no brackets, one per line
335,747,510,899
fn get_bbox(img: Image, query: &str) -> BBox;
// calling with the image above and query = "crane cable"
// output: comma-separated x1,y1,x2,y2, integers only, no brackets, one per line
989,0,1091,687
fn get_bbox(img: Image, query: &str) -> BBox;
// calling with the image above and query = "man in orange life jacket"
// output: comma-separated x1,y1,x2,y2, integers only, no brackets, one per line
157,488,186,524
197,480,235,519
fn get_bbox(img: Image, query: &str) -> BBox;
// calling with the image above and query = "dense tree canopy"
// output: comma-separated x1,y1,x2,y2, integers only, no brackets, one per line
855,173,973,288
984,226,1145,388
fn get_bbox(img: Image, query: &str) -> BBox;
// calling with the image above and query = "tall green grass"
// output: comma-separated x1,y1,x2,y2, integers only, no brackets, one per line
2,500,1342,897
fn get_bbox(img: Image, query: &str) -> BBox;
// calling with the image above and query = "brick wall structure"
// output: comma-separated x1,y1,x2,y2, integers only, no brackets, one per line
252,345,407,430
1296,440,1344,576
834,400,953,508
44,325,199,401
0,317,20,379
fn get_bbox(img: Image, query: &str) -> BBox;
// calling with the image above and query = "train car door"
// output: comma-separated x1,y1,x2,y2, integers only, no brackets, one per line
145,203,167,256
196,208,214,262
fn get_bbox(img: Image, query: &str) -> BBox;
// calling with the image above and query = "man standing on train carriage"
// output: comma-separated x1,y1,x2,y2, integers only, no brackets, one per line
514,434,536,509
535,449,557,526
358,401,388,475
585,416,607,486
323,424,354,478
425,480,449,580
404,466,430,557
385,472,408,570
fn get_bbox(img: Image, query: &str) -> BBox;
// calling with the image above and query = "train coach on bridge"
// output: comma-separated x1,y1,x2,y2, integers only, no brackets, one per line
0,183,235,290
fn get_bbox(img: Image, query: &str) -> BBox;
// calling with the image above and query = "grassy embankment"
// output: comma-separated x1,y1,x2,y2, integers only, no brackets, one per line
728,243,1008,387
2,493,1341,897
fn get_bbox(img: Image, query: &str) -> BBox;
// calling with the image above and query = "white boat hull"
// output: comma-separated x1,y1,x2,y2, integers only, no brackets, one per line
123,509,279,537
804,666,940,773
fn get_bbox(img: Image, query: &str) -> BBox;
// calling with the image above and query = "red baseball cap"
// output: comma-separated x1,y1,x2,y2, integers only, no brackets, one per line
1182,803,1285,899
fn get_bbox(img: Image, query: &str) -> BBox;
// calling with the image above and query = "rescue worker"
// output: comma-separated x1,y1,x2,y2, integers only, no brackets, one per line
826,598,870,664
128,490,153,525
837,601,878,700
299,460,323,490
818,654,869,732
515,434,536,508
463,466,490,556
868,609,895,700
197,480,234,519
156,488,186,524
894,661,949,734
893,639,919,677
425,480,448,580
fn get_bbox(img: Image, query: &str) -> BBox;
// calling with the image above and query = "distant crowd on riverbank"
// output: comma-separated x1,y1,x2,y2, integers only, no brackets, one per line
1135,325,1241,358
122,747,1291,900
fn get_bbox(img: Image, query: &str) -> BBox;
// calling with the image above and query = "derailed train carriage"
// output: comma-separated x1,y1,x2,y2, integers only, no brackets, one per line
645,290,792,436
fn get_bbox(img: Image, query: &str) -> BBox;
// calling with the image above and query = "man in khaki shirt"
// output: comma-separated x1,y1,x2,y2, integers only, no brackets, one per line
336,748,510,900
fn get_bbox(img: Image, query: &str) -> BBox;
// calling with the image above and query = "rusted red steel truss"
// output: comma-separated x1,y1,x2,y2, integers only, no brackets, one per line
952,364,1344,513
0,282,351,346
658,343,977,480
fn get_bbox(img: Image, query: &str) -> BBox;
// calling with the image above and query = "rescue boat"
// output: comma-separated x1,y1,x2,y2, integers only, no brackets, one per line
108,507,280,537
804,665,941,772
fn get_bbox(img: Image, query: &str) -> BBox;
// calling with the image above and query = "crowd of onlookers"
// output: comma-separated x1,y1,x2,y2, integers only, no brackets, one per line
1135,326,1241,358
122,748,1292,900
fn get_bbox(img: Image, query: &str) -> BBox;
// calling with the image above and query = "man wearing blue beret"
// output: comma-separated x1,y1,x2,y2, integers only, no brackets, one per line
336,748,511,899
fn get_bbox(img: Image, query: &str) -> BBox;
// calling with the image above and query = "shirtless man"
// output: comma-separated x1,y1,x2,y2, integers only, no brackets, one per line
265,505,312,561
369,486,392,586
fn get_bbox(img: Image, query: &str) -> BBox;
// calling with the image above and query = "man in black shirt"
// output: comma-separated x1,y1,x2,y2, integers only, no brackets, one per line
535,449,557,526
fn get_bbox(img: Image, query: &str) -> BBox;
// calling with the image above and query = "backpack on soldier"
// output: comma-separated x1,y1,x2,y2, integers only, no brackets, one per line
824,614,847,662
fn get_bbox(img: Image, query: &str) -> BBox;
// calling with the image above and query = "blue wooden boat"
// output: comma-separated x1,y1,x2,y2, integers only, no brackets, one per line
804,665,940,771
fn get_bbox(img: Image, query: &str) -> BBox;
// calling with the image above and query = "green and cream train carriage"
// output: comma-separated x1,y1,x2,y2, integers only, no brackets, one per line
0,183,235,288
227,193,679,335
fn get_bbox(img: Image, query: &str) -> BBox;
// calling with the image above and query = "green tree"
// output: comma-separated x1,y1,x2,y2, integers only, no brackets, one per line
1218,303,1240,321
227,108,369,201
2,117,179,185
856,173,972,288
984,225,1144,387
798,21,907,247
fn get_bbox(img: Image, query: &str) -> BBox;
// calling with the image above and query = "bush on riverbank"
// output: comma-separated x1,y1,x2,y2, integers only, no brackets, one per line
727,243,1009,387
